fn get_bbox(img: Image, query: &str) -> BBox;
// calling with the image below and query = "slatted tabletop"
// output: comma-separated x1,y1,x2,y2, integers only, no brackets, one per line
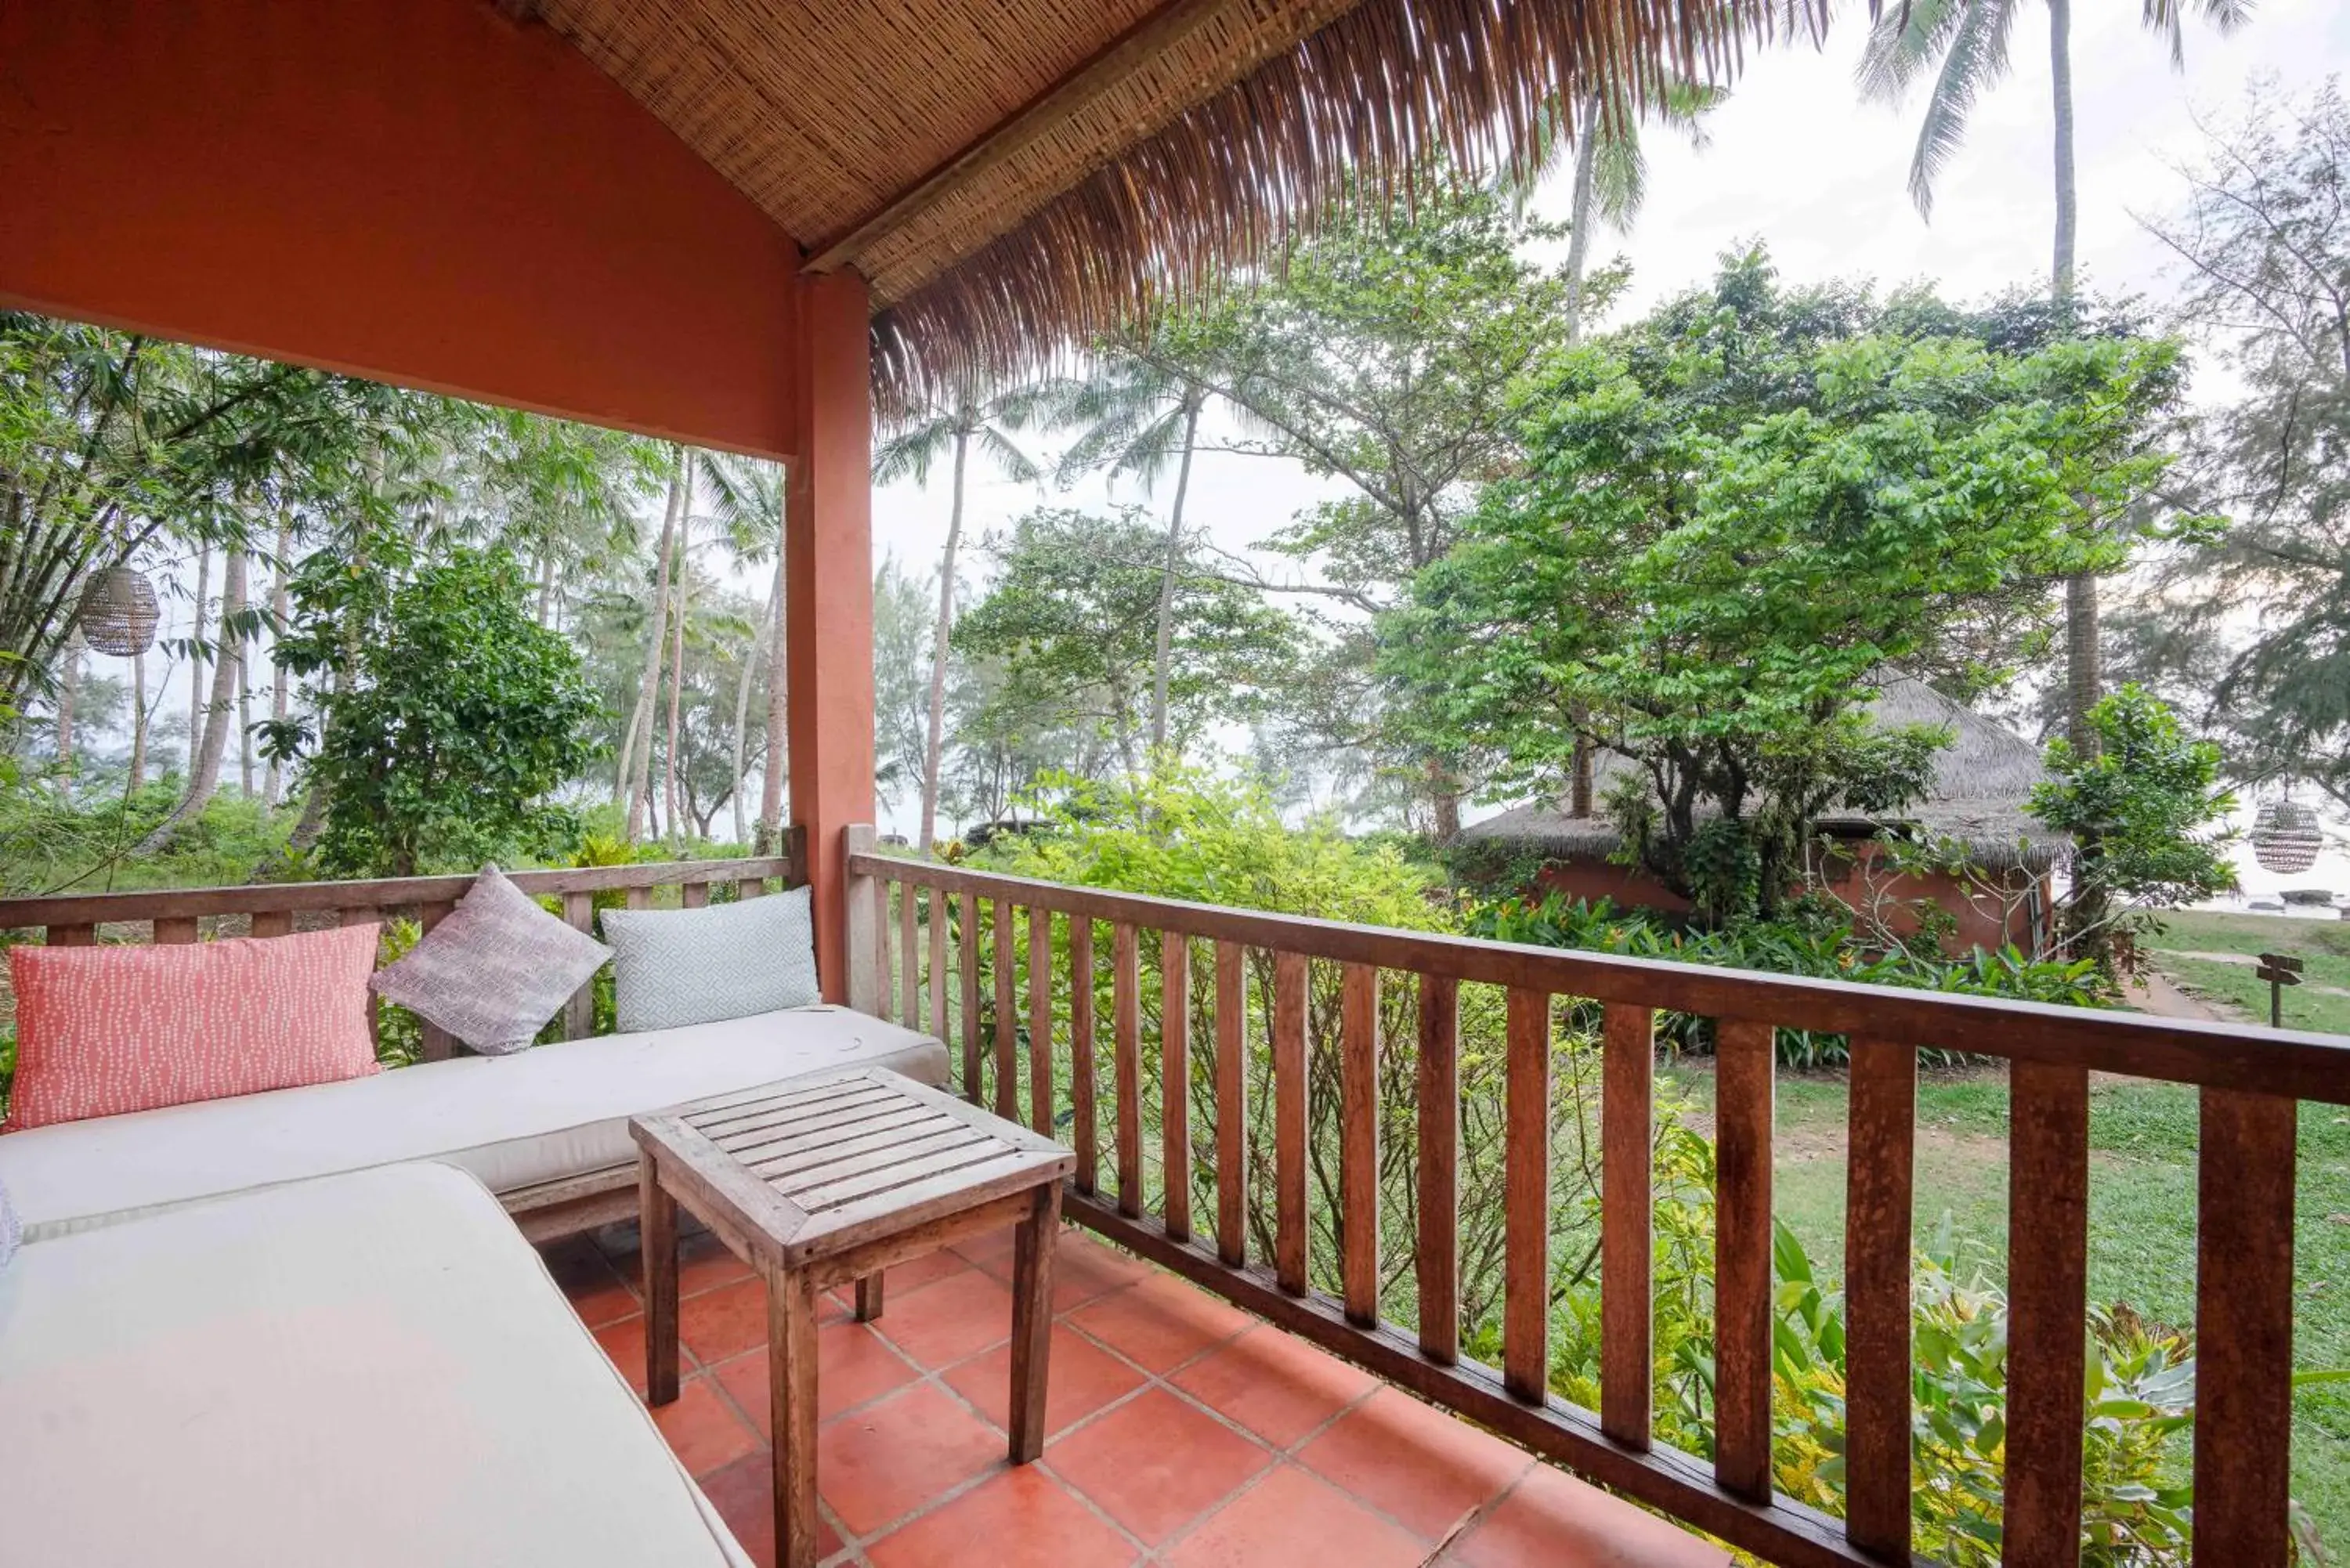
630,1067,1074,1271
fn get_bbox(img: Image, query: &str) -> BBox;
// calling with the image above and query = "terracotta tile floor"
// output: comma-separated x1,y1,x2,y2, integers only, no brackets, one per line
542,1223,1730,1568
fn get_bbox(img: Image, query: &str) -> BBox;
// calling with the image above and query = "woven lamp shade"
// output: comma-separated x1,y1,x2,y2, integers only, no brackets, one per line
2253,800,2324,876
76,565,161,658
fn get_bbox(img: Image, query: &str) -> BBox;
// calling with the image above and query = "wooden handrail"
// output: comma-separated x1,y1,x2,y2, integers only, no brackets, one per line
848,840,2313,1568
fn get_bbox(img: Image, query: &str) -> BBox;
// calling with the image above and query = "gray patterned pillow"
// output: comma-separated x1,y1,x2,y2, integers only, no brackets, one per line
600,886,819,1033
0,1170,19,1270
370,865,610,1056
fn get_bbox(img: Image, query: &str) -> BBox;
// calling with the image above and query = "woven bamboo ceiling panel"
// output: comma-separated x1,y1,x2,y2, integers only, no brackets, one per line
530,0,1820,405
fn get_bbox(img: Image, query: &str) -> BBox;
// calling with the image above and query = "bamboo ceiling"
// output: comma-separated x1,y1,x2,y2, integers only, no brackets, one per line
528,0,1829,408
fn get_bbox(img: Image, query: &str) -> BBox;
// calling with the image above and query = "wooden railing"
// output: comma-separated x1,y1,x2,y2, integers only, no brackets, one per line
843,831,2345,1568
0,840,802,1061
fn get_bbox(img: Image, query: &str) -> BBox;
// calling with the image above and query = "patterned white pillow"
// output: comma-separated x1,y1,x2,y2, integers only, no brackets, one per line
0,1169,20,1270
600,886,820,1034
370,865,610,1056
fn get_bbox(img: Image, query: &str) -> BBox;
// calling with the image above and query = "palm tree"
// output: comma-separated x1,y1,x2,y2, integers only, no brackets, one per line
873,381,1046,851
1050,347,1213,761
1859,0,2248,751
1552,79,1726,345
698,454,784,849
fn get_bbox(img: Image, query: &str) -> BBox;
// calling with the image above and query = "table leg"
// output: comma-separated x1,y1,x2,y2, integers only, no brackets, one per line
770,1270,822,1568
855,1272,885,1321
1007,1182,1062,1463
640,1156,680,1407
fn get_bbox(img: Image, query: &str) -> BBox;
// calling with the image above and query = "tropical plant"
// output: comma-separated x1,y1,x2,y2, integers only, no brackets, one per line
873,378,1050,850
1856,0,2250,753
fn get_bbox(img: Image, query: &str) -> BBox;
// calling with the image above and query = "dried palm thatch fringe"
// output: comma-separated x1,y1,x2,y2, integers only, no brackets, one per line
870,0,1843,414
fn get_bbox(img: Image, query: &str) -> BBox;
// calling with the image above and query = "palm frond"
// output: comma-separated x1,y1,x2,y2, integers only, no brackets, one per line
1856,0,1968,104
1904,0,2017,219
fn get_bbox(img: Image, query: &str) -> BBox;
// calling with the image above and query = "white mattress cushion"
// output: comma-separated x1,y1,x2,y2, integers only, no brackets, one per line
0,1004,948,1238
0,1162,751,1568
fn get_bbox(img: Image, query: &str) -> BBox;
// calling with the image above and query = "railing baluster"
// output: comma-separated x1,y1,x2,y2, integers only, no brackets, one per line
1071,917,1098,1195
878,882,898,1024
1029,907,1054,1140
928,888,949,1042
841,826,879,1014
1504,986,1550,1402
1415,973,1459,1363
958,891,982,1103
1215,940,1247,1266
992,898,1017,1121
1162,931,1192,1242
418,898,460,1061
562,891,595,1041
48,921,96,947
1600,1002,1654,1446
1845,1036,1915,1559
1273,949,1310,1295
1713,1017,1775,1502
247,912,289,940
682,879,710,909
2006,1059,2089,1568
736,874,765,901
1340,963,1379,1326
1113,922,1143,1218
898,879,919,1024
340,907,381,1050
626,885,653,912
2194,1085,2298,1564
154,915,199,944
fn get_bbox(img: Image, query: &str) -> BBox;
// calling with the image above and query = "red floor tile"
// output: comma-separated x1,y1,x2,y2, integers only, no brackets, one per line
1171,1324,1377,1448
677,1230,757,1296
680,1276,773,1364
1164,1464,1427,1568
543,1236,639,1328
710,1321,924,1436
950,1223,1019,1270
826,1245,971,1313
697,1450,844,1568
865,1466,1139,1568
942,1324,1146,1437
1046,1387,1271,1545
819,1384,1009,1537
865,1266,1017,1369
1066,1274,1250,1374
649,1377,763,1479
1298,1387,1533,1541
1447,1462,1730,1568
969,1229,1152,1313
591,1313,691,1396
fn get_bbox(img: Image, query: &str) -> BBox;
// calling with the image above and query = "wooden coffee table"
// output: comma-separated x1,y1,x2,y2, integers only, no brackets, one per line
629,1067,1075,1568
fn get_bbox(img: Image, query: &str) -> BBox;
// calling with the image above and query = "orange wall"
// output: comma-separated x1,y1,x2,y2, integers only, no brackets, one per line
0,0,804,457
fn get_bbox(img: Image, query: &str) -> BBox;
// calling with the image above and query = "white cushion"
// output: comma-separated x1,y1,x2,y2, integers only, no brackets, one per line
0,1162,751,1568
0,1005,949,1239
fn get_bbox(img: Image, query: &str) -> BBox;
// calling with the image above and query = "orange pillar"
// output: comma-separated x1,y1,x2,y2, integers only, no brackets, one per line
786,270,877,1003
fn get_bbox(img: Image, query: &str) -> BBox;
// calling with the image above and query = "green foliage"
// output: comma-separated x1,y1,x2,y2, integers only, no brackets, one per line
1470,889,2106,1066
271,547,597,876
0,784,290,897
953,508,1302,777
1393,249,2183,919
2029,685,2238,965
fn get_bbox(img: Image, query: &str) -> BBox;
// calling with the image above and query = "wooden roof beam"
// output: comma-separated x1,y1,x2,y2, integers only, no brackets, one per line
801,0,1265,276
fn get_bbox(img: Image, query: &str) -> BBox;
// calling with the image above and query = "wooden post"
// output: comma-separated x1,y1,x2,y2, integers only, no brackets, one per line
1600,1003,1653,1447
841,824,880,1015
786,270,875,1004
1273,950,1310,1295
1162,931,1192,1241
1503,987,1549,1403
1415,973,1459,1362
1340,963,1379,1326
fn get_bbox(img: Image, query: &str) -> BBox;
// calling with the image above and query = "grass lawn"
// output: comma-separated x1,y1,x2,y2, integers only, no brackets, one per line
1661,1060,2350,1544
2141,909,2350,1035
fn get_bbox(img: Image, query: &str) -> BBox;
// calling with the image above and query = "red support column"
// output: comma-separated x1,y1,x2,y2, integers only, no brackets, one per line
786,270,876,1003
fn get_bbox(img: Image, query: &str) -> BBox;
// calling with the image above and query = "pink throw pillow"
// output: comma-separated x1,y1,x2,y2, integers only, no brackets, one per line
5,923,383,1131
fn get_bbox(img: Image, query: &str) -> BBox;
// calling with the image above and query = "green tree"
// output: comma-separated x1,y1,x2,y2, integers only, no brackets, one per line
269,547,597,876
2141,79,2350,811
1393,251,2182,921
952,507,1300,779
1857,0,2248,754
873,379,1049,851
2029,685,2237,963
1149,178,1584,833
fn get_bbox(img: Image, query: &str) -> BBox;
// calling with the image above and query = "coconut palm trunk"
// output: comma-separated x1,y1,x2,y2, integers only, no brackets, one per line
129,646,147,790
140,549,244,851
263,518,290,807
55,638,78,801
661,548,691,846
1146,397,1202,760
187,541,211,770
621,449,685,840
732,594,775,847
757,538,789,855
917,429,971,852
2048,0,2100,754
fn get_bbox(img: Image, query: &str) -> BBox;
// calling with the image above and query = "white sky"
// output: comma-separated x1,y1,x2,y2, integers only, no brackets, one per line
125,2,2350,878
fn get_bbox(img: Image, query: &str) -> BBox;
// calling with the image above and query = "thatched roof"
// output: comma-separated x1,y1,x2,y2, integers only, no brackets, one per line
1455,675,2069,873
522,0,1834,409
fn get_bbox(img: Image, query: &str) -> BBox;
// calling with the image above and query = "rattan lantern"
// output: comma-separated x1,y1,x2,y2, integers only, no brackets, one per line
75,565,161,657
2252,798,2324,876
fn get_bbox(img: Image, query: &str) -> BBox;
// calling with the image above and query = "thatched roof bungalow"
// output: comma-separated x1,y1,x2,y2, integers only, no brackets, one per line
1455,675,2066,947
